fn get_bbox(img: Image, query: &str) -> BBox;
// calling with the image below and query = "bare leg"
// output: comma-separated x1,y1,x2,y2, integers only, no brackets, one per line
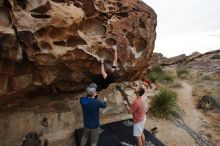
100,58,107,79
141,133,145,146
135,136,143,146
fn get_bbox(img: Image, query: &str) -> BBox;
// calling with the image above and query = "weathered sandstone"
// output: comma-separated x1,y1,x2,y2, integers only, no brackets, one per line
0,0,157,96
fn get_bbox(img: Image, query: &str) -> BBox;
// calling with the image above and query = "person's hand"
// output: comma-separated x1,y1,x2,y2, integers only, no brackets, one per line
123,100,127,105
100,58,104,64
112,45,117,51
103,97,107,102
93,92,98,98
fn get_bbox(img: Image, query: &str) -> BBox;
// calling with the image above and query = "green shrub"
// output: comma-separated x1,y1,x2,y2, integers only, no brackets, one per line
148,64,174,83
149,88,177,118
148,71,160,83
151,64,163,73
162,73,174,83
176,64,188,78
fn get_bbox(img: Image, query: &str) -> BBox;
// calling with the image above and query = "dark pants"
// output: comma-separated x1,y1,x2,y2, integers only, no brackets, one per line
80,127,99,146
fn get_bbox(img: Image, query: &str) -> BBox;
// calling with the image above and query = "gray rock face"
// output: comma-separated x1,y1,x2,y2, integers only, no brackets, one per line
0,0,157,97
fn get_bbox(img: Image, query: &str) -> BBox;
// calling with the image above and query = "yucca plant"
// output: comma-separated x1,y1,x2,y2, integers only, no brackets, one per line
149,88,177,118
176,64,188,78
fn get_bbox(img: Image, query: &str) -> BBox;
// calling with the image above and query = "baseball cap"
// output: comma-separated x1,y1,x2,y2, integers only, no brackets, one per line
87,83,97,89
87,88,96,96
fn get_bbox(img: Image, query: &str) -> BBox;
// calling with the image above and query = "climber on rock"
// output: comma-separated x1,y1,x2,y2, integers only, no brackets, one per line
92,45,118,91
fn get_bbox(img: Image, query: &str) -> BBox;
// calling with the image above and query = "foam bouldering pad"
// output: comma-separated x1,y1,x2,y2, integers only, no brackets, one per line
74,119,165,146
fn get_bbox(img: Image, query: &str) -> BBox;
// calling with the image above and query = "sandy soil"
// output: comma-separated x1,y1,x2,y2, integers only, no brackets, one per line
0,80,219,146
145,80,219,146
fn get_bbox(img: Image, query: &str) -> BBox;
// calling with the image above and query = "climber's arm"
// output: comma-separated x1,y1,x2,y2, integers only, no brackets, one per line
101,59,107,79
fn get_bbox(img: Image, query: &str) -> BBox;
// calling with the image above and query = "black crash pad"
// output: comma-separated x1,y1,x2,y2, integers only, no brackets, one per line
74,119,165,146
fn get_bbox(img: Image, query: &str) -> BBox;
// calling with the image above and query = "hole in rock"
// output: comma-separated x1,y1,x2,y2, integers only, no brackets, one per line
121,6,129,11
74,2,81,8
31,13,50,19
122,29,127,33
30,1,51,14
43,139,48,146
126,33,134,47
115,12,128,17
0,34,18,49
49,27,65,39
127,33,147,52
0,8,12,27
135,37,147,52
3,0,12,9
17,31,36,47
39,41,52,50
42,117,49,127
79,19,106,36
66,35,87,47
16,0,28,9
105,38,116,46
139,18,145,28
51,0,66,3
99,12,109,18
67,23,78,34
78,0,96,17
32,43,41,51
53,41,66,46
133,6,140,12
108,7,114,11
116,2,123,8
36,27,49,37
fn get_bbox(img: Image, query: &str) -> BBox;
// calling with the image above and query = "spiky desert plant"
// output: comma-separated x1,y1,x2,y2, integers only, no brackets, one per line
149,88,177,118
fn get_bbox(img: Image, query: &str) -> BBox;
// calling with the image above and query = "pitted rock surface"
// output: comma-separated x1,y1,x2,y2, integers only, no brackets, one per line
0,0,157,96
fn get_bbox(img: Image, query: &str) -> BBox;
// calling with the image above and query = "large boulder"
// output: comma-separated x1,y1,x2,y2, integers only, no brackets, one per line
0,0,157,96
197,95,219,110
160,54,187,66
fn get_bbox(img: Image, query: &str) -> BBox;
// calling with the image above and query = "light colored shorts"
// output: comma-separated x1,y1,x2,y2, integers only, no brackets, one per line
133,117,146,137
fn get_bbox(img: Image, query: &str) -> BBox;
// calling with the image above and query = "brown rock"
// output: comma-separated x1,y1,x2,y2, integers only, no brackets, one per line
161,54,187,65
0,0,157,96
186,51,202,61
197,95,219,110
187,50,220,79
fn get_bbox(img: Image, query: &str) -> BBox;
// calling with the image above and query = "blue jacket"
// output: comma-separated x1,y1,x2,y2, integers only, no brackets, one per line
80,97,107,129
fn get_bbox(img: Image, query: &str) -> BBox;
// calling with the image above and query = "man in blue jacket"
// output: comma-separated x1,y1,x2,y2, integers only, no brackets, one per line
80,85,107,146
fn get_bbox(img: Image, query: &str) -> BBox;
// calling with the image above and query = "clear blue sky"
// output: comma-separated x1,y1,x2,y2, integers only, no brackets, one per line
144,0,220,57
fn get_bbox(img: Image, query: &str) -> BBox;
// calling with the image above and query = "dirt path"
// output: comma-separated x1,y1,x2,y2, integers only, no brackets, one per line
175,81,205,129
145,81,210,146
